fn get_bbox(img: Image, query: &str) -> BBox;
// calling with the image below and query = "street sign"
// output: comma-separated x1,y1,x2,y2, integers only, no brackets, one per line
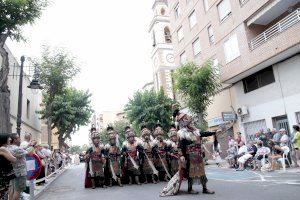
222,112,237,122
26,153,42,180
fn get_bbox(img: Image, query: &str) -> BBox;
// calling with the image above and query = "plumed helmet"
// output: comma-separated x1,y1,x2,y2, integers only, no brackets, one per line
126,130,135,139
91,131,100,139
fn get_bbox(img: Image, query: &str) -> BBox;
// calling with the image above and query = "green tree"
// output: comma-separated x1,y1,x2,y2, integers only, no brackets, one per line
40,88,93,149
125,89,175,134
69,145,81,154
35,46,79,146
172,61,221,124
0,0,48,134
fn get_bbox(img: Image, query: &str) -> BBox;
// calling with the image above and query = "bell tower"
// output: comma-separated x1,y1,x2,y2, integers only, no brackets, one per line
149,0,175,99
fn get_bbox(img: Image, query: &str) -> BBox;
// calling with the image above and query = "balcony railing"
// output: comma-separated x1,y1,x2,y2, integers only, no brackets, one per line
250,8,300,50
240,0,250,6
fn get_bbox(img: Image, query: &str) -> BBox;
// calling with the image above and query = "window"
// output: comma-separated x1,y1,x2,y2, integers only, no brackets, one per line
152,31,156,47
192,38,201,56
180,52,187,64
26,100,30,119
296,112,300,124
189,10,197,29
203,0,209,11
213,59,220,75
224,34,240,63
174,3,181,19
217,0,232,22
177,26,184,42
161,8,166,15
243,66,275,93
207,25,215,45
164,27,172,43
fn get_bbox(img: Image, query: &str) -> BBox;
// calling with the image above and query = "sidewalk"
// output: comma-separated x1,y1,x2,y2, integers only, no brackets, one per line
22,166,69,200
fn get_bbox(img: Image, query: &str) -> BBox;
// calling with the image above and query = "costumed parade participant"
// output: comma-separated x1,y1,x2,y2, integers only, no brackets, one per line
140,126,158,184
85,132,106,189
122,130,142,185
167,125,179,177
153,123,171,182
105,131,123,187
160,109,215,196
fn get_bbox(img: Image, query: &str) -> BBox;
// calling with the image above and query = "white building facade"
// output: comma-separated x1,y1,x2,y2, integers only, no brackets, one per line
3,46,42,142
232,54,300,140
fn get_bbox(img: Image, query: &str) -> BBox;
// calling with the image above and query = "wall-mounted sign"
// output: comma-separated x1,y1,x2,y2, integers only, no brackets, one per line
208,116,225,127
222,112,237,122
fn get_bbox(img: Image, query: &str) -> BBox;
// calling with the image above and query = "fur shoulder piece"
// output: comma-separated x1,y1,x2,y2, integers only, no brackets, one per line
165,139,172,146
104,143,111,150
135,137,143,146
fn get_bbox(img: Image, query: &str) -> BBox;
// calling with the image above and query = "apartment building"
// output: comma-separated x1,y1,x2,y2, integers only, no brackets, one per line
2,46,42,142
167,0,300,140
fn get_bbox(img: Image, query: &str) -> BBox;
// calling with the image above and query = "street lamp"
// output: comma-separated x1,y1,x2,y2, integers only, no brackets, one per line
16,56,42,136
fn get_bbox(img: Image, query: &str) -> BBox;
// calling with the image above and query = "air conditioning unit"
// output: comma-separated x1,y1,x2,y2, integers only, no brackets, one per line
237,106,248,116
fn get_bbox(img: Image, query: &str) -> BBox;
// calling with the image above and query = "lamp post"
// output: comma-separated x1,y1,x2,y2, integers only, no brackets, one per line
16,56,42,136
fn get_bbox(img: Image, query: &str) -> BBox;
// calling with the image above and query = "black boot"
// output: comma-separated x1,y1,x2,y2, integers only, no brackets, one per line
187,179,198,194
203,185,215,194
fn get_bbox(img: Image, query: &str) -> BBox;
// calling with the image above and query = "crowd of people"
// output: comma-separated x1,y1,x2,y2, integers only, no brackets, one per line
0,133,69,200
225,125,300,171
85,109,216,196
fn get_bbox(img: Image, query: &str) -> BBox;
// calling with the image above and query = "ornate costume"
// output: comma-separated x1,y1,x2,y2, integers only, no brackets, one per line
140,127,158,183
167,127,179,177
160,110,215,196
122,131,143,185
153,125,171,181
105,132,123,187
85,132,106,189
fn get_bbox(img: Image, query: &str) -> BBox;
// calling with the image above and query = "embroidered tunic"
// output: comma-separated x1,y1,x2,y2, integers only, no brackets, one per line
105,144,122,177
122,141,142,176
86,146,106,178
153,140,169,172
141,141,155,175
168,141,179,176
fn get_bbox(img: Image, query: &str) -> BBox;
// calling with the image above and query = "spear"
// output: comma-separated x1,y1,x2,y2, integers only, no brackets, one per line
145,153,159,176
109,160,117,181
157,153,171,179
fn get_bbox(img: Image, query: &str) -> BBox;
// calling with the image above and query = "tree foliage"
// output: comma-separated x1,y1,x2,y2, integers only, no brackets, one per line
172,61,221,120
0,0,48,134
125,89,175,133
40,88,93,148
34,46,80,145
0,0,48,41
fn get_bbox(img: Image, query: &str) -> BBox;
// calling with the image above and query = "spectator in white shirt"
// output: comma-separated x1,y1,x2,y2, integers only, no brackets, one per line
20,133,32,150
280,129,289,146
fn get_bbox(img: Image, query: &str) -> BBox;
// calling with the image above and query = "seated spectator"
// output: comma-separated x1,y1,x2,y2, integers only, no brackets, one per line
272,129,281,144
252,141,270,171
269,140,286,171
237,141,257,171
225,141,238,168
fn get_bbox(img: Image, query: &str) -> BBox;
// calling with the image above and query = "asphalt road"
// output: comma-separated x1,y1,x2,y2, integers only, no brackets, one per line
38,164,300,200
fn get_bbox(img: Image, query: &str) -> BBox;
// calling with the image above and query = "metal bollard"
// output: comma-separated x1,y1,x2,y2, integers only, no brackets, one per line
30,180,35,200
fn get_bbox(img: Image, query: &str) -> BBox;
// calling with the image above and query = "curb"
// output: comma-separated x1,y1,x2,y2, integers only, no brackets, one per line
34,167,68,200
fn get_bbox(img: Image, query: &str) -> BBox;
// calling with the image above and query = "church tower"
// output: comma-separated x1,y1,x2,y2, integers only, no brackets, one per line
149,0,175,99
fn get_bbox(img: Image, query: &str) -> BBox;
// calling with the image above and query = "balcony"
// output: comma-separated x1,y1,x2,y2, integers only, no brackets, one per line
239,0,250,6
249,8,300,50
